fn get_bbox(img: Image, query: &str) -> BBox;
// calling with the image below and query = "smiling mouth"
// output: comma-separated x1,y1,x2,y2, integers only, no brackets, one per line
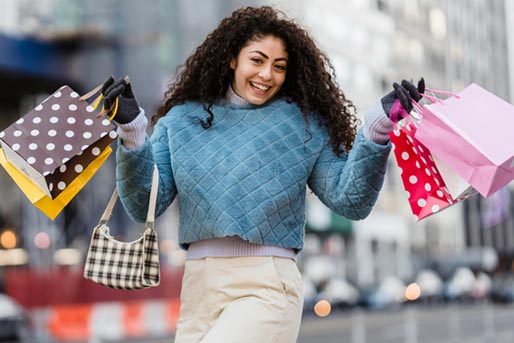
250,81,271,92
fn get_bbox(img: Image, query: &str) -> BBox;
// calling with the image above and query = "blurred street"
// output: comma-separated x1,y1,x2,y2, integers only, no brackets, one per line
86,303,514,343
298,303,514,343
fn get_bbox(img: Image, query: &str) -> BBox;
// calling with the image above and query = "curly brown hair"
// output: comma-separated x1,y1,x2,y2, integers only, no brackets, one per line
152,6,359,154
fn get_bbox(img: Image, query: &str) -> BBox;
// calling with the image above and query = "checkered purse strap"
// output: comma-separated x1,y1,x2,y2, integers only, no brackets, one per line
99,165,159,226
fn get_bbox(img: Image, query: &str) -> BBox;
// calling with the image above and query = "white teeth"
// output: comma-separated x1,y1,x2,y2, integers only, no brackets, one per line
251,82,270,91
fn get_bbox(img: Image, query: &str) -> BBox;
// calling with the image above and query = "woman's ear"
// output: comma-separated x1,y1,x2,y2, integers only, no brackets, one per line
229,58,237,70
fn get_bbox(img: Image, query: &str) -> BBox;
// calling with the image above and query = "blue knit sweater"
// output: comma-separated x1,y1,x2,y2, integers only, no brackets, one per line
116,98,391,251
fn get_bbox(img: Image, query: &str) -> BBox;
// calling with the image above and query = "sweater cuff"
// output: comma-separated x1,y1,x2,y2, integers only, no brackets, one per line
362,100,394,145
116,108,148,150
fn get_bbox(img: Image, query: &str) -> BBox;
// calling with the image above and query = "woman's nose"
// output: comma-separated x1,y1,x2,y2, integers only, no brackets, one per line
258,65,272,80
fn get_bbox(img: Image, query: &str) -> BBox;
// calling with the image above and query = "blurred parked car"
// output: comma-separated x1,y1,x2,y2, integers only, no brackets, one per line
490,273,514,304
415,269,444,304
303,255,334,287
0,294,33,342
443,267,476,302
470,272,492,301
317,277,360,310
360,276,406,310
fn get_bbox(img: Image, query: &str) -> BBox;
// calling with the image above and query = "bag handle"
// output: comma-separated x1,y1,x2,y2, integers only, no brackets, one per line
418,87,461,106
79,84,103,102
77,84,112,118
146,165,159,226
393,87,459,125
424,87,460,98
99,165,159,228
79,77,128,121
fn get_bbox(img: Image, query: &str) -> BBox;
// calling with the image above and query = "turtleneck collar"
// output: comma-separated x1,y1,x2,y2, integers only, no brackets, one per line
225,85,250,106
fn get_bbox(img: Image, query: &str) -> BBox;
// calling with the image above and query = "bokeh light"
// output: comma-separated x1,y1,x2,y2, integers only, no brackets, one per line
34,232,51,249
0,229,17,249
314,299,332,317
405,282,421,301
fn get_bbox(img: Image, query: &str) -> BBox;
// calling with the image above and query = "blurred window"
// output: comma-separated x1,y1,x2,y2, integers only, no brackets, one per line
408,38,425,63
429,7,447,40
376,0,388,12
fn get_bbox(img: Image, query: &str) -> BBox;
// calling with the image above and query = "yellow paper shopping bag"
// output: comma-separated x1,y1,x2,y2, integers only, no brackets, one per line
0,147,112,220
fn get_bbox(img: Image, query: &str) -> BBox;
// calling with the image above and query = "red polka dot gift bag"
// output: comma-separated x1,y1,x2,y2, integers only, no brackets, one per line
389,120,475,220
0,84,117,219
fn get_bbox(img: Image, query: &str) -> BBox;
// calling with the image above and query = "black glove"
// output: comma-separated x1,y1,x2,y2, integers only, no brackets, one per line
100,75,140,124
381,78,425,118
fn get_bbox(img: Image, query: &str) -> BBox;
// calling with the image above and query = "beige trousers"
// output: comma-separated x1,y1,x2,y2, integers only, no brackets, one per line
174,256,304,343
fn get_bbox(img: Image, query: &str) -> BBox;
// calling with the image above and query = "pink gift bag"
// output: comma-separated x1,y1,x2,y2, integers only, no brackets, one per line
415,84,514,198
389,121,473,220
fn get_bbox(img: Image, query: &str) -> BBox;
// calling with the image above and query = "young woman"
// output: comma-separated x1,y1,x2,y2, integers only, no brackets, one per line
101,6,423,342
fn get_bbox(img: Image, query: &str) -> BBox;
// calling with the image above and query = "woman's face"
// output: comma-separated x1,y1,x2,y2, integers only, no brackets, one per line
230,35,288,105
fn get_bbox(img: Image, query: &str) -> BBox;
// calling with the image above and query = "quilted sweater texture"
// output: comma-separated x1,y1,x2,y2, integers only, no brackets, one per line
116,99,391,251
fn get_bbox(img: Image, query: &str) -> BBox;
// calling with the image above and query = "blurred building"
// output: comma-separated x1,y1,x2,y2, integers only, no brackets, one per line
382,0,514,274
272,0,514,286
464,189,514,271
382,0,512,97
268,0,395,108
1,0,514,288
0,0,249,268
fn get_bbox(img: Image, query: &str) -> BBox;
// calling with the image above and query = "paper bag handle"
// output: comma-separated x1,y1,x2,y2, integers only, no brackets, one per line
392,87,459,125
424,87,460,98
76,84,111,118
408,87,461,114
419,87,461,105
79,84,103,102
79,77,129,121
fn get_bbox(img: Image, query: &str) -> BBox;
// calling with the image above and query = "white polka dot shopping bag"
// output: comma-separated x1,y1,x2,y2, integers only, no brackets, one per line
389,121,475,221
0,84,117,219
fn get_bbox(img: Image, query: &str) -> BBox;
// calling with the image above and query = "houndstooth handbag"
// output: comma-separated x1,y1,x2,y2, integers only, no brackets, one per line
83,166,160,290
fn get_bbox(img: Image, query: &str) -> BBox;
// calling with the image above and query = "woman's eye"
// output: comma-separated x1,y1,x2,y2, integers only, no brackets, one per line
251,58,262,63
275,65,286,71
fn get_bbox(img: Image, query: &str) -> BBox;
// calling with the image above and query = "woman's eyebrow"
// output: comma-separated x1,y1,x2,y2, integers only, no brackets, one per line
248,50,288,62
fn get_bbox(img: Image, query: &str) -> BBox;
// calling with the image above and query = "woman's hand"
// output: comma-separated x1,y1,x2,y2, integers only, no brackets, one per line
381,78,425,121
100,75,141,124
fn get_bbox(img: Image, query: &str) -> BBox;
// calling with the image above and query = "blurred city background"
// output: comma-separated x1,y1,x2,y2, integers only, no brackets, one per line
1,0,514,342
